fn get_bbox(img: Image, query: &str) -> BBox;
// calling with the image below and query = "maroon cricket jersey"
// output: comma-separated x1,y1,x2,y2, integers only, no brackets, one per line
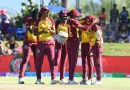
91,24,103,46
67,19,96,39
24,17,38,43
55,20,61,31
91,24,102,32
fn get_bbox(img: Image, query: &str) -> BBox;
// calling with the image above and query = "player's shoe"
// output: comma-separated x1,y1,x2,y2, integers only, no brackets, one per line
92,80,102,85
51,79,59,84
18,78,24,84
35,79,45,84
68,80,79,85
79,79,87,85
86,79,92,85
59,79,67,84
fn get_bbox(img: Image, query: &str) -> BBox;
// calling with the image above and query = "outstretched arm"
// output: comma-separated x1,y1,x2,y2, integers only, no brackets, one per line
72,19,97,31
15,42,19,48
5,42,10,49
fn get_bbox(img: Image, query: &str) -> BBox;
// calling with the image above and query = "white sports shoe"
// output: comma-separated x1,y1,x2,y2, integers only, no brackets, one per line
86,79,92,85
35,79,45,84
68,80,79,85
92,80,102,85
59,79,67,84
51,79,59,84
18,78,24,84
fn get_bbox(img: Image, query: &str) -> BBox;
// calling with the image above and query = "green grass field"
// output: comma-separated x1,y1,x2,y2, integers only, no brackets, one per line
0,77,130,90
2,41,130,56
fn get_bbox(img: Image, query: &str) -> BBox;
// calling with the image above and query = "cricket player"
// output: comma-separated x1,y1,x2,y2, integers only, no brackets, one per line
67,9,98,84
54,10,69,84
81,15,103,85
79,15,99,85
18,9,39,84
34,6,58,84
91,22,103,85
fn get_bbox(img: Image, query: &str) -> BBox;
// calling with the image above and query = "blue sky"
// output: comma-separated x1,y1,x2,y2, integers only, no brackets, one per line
0,0,100,14
0,0,50,12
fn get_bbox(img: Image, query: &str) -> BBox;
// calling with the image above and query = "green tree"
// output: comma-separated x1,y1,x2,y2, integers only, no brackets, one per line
80,0,100,18
14,0,39,27
49,0,59,5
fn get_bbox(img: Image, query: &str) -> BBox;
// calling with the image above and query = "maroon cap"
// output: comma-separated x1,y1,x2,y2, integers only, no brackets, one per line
84,15,99,25
68,9,81,17
59,10,68,17
40,6,50,13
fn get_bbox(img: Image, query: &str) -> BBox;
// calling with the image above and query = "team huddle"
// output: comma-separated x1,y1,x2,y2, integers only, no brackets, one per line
18,6,103,85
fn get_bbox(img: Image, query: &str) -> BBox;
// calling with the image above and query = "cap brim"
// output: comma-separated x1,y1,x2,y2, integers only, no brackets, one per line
40,10,51,13
68,12,81,17
76,13,81,17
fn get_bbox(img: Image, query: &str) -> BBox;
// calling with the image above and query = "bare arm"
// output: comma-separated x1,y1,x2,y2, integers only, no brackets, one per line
72,19,97,31
5,42,10,49
49,18,56,35
33,28,48,36
15,42,19,48
27,26,33,34
49,25,56,35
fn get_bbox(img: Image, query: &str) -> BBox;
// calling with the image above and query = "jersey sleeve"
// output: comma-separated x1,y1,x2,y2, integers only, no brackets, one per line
71,19,95,31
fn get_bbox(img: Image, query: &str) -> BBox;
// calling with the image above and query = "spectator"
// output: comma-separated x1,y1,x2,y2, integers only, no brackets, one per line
118,24,129,43
99,21,107,32
120,6,129,18
98,8,107,32
119,7,129,24
110,18,118,33
8,22,17,37
110,4,119,23
0,9,11,23
99,8,107,25
1,18,10,38
103,24,117,42
5,36,19,54
0,31,5,40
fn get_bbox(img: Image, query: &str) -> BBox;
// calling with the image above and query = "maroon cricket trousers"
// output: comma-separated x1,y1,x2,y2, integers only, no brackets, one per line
19,41,37,78
67,37,79,81
36,40,55,80
54,41,67,80
92,43,103,81
81,43,93,80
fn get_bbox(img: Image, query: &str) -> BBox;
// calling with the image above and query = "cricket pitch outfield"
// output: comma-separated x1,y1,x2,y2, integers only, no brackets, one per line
0,77,130,90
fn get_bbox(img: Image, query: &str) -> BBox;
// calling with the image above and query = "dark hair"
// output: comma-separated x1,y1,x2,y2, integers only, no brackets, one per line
9,36,15,40
123,6,126,10
67,13,76,18
113,4,117,8
31,8,39,20
102,8,105,12
38,12,42,19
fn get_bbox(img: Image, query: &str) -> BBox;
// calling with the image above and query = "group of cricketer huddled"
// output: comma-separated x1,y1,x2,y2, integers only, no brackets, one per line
18,6,103,85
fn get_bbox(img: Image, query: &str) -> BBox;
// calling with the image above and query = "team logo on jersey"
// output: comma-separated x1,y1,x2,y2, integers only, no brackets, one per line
37,49,40,53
